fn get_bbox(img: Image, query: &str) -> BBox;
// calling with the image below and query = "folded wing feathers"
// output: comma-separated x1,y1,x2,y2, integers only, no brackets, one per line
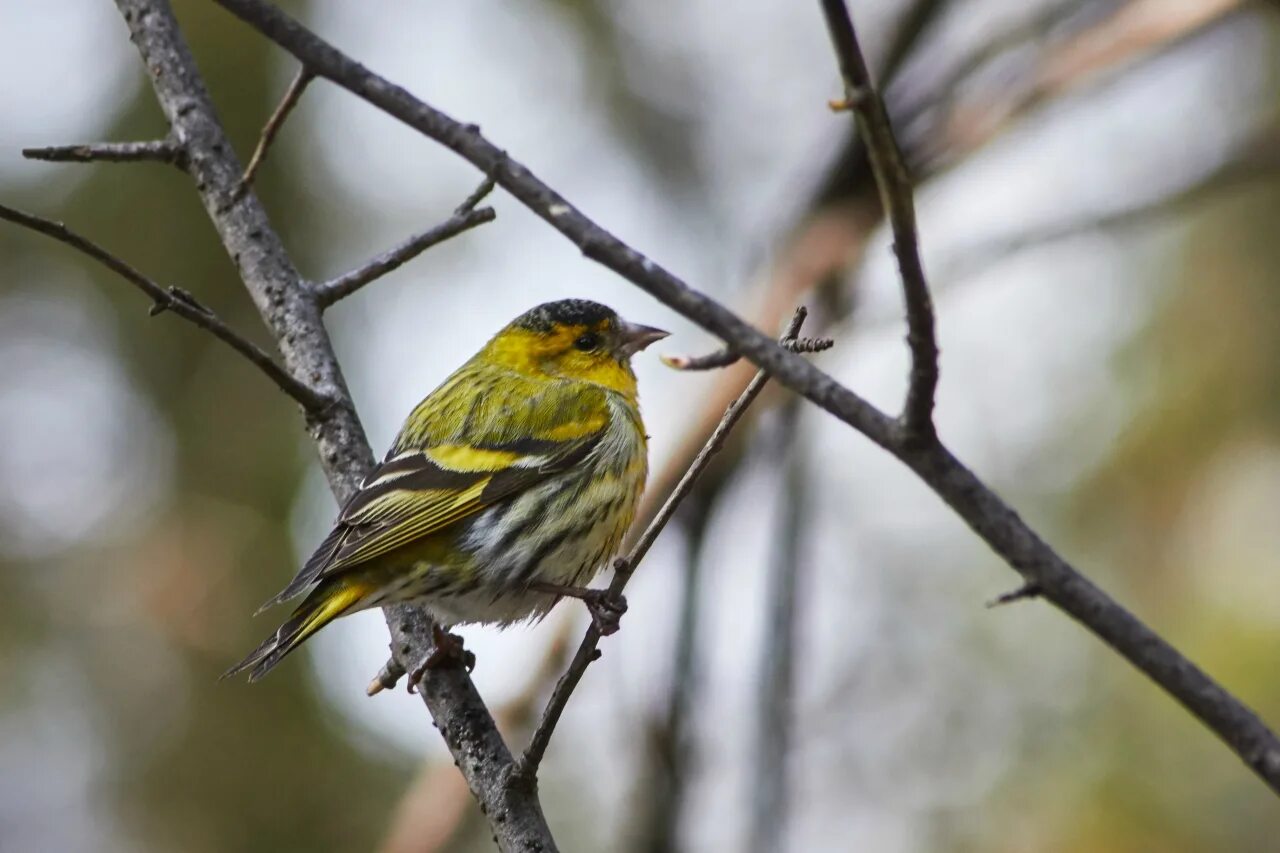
256,403,610,611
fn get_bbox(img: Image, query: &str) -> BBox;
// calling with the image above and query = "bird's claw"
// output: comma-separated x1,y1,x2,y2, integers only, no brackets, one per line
406,626,474,693
583,589,628,636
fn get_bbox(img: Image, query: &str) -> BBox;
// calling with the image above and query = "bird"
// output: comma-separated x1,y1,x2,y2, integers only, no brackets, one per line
223,298,667,687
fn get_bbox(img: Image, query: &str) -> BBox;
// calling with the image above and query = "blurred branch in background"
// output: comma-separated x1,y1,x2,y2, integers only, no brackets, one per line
625,492,713,853
748,403,808,853
905,0,1251,172
941,121,1280,279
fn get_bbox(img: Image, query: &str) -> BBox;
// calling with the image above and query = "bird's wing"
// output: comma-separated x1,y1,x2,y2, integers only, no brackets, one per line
259,373,611,610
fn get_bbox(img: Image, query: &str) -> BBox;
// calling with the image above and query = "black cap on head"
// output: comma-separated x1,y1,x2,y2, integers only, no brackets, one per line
515,299,617,333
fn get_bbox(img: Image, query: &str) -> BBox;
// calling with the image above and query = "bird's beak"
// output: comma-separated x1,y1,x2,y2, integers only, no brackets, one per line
615,319,669,358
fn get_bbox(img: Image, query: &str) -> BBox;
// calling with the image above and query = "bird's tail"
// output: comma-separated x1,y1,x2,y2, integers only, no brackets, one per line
222,580,367,682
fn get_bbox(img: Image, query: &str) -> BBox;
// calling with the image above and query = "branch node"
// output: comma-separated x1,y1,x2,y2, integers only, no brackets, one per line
986,583,1043,609
456,176,497,214
826,87,870,112
366,657,406,696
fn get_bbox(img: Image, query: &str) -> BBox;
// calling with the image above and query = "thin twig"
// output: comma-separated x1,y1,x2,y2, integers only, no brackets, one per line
987,583,1043,608
515,308,814,779
660,347,741,371
315,193,496,308
237,66,314,193
455,176,497,214
0,202,330,412
820,0,939,443
23,138,187,169
662,335,832,371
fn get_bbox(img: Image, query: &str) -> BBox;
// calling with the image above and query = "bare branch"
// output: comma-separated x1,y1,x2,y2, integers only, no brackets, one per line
237,66,314,193
660,347,741,371
0,201,329,412
662,335,833,371
112,2,557,848
211,0,895,442
210,0,1280,797
455,176,497,214
23,138,187,169
517,308,814,778
820,0,939,443
315,192,496,308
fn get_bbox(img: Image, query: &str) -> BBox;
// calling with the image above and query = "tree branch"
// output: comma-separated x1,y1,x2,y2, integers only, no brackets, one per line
109,2,557,849
661,334,833,371
210,0,1280,797
820,0,939,443
237,66,313,193
22,138,187,169
517,309,814,778
0,201,328,412
315,179,497,308
211,0,899,446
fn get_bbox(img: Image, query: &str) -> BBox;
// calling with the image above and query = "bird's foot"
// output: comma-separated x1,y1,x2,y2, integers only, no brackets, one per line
529,581,628,636
583,589,628,636
529,581,629,635
406,625,475,693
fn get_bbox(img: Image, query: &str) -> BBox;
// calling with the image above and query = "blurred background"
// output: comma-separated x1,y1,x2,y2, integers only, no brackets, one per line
2,0,1279,850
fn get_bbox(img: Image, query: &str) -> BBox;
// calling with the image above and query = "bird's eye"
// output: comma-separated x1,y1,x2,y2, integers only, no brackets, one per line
574,333,600,352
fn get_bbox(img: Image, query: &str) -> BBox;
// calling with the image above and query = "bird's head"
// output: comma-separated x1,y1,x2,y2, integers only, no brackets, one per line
483,299,668,394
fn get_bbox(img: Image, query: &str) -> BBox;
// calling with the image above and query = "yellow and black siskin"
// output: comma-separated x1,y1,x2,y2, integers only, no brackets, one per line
224,299,667,683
